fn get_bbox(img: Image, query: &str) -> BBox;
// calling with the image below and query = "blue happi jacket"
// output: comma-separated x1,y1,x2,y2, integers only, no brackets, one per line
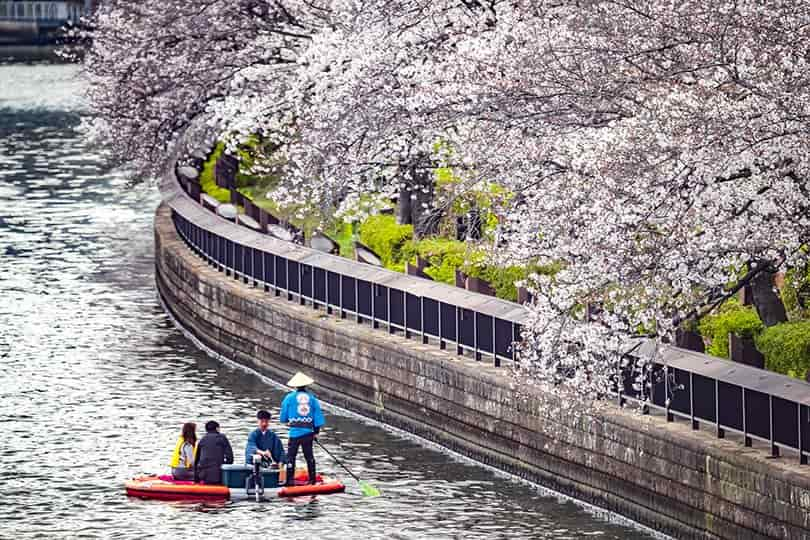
279,389,325,439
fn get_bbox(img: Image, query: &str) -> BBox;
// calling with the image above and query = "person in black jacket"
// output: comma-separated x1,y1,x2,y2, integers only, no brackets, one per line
194,420,234,484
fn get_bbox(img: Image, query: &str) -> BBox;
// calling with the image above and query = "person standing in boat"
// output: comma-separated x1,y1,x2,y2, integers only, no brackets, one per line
170,422,197,481
194,420,234,484
280,372,324,486
245,409,286,465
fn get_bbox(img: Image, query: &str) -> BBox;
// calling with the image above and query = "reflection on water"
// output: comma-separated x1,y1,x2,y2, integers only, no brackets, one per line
0,61,660,539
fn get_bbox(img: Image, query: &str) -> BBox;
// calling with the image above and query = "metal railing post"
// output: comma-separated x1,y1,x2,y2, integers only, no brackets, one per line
456,307,462,356
439,303,445,350
354,280,360,323
770,395,780,457
285,259,291,301
473,313,481,361
799,405,807,465
242,246,249,284
421,298,428,345
404,292,410,338
339,273,345,319
299,265,305,305
372,285,378,329
312,267,317,310
326,271,332,314
743,389,752,447
388,288,394,335
492,317,499,367
715,379,724,438
690,372,698,430
665,366,673,421
511,323,517,363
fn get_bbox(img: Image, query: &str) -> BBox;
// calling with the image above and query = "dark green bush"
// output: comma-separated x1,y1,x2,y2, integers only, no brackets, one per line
755,321,810,379
199,142,231,203
412,238,468,284
358,215,414,271
697,301,763,358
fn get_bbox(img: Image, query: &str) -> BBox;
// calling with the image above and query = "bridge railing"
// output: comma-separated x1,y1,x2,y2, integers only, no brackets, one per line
163,157,810,465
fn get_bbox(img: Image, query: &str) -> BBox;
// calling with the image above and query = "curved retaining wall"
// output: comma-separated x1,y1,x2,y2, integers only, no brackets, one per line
155,201,810,540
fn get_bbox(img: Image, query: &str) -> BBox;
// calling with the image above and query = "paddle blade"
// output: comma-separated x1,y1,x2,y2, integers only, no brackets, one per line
359,481,380,497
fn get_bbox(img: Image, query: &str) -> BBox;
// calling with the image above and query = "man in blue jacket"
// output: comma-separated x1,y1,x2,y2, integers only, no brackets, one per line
280,372,325,485
245,409,286,465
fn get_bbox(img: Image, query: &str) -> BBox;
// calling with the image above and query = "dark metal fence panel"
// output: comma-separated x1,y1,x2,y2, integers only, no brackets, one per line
373,284,389,322
717,382,744,431
357,280,372,317
423,298,439,337
313,268,326,302
389,289,405,327
234,243,244,274
252,247,263,281
494,318,512,358
670,368,691,416
773,397,799,448
275,256,288,291
459,308,475,348
744,389,770,440
225,239,234,268
244,245,254,278
406,293,421,333
692,374,716,423
301,265,313,299
327,271,341,307
650,363,667,407
288,261,301,294
263,252,274,286
341,276,356,312
213,232,222,264
440,303,456,342
476,313,494,354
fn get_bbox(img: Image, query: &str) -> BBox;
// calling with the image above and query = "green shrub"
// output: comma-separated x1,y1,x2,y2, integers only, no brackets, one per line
755,321,810,379
780,266,810,320
199,142,231,203
698,301,763,359
325,221,356,258
358,215,414,271
462,261,559,302
413,238,469,284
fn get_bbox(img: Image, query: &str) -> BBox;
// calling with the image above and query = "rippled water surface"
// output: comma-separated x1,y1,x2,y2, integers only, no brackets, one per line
0,61,659,540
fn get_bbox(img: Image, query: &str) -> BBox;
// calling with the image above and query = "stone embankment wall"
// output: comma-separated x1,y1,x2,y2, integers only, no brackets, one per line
156,202,810,540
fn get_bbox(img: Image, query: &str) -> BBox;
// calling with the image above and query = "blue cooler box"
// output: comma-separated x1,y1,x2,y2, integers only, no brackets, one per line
221,464,282,489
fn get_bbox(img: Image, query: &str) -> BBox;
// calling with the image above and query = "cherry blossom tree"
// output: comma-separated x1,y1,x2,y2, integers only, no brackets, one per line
86,0,810,402
83,0,320,176
283,0,810,399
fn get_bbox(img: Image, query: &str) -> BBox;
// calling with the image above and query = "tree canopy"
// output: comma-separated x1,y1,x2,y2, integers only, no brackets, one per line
85,0,810,400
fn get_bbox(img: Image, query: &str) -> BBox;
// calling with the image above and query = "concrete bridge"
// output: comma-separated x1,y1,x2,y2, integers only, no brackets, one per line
0,1,90,45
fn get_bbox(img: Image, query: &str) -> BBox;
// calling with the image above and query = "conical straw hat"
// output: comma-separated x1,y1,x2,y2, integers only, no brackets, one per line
287,372,314,388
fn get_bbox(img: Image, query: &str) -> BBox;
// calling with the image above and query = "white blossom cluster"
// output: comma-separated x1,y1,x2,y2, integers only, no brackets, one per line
86,0,810,403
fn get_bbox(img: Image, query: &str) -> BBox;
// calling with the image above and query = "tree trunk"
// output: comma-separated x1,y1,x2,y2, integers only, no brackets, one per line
750,266,788,327
675,328,705,353
395,154,439,238
411,162,439,238
465,206,482,240
396,181,413,226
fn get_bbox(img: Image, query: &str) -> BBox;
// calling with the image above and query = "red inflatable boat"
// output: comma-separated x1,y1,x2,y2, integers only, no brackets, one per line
126,469,345,502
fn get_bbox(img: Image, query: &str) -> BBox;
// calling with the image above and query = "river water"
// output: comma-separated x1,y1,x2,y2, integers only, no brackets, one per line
0,60,659,540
